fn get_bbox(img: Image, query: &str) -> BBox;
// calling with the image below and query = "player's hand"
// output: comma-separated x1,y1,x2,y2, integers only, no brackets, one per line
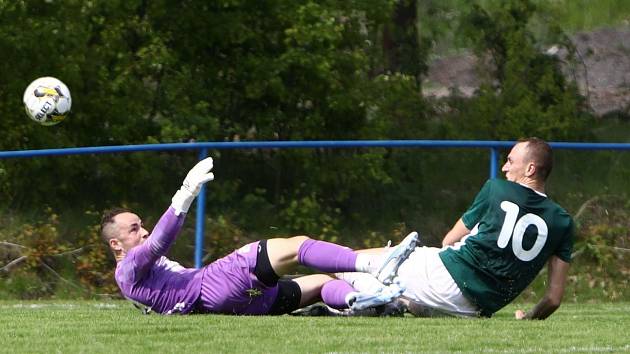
514,309,526,320
171,157,215,215
181,157,215,197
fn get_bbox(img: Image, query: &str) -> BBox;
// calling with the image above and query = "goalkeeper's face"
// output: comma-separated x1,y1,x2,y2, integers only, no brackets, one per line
111,212,150,252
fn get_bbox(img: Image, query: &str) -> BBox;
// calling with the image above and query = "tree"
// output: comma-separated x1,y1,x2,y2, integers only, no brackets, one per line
450,0,592,141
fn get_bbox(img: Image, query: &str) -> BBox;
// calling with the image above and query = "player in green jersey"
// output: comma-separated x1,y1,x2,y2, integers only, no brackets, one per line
335,137,574,319
439,137,573,319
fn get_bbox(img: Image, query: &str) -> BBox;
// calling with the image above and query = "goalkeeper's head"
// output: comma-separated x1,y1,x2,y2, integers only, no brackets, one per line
100,208,149,261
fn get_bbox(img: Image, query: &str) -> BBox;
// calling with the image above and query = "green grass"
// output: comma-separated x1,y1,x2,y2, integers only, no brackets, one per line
0,301,628,353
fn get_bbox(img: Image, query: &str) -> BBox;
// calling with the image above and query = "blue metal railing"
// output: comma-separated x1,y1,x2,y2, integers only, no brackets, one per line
2,140,630,268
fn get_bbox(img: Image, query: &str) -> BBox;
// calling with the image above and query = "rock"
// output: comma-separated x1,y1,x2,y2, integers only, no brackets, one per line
423,27,630,117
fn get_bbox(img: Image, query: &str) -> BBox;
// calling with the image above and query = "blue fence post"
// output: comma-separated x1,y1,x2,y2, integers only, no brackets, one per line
195,148,208,269
489,147,499,179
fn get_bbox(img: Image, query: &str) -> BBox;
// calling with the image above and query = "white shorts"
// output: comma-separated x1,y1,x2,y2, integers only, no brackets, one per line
397,246,479,317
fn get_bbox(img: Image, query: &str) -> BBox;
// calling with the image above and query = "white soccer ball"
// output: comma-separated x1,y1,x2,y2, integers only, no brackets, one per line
23,76,72,126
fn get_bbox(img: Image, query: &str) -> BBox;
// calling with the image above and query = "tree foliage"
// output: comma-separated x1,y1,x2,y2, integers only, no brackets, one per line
446,0,593,140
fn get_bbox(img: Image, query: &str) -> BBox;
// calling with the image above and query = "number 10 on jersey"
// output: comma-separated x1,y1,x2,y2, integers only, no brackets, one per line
497,201,548,261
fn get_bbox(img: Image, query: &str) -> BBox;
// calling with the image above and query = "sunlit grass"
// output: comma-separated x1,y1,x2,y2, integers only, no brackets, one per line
0,301,628,353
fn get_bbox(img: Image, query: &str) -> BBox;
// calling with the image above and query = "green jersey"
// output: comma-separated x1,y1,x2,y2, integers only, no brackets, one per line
439,179,574,316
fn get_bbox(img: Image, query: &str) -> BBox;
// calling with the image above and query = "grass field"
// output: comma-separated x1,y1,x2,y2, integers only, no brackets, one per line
0,301,628,353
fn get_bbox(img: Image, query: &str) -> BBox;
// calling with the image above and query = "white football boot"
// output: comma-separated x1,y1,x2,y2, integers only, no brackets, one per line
373,231,418,285
348,281,405,311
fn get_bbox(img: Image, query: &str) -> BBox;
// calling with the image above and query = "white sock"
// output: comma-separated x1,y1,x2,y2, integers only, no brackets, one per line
336,272,385,294
354,254,381,273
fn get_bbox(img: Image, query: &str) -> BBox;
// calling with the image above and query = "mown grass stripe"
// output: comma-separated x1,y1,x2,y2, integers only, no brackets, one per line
0,301,627,353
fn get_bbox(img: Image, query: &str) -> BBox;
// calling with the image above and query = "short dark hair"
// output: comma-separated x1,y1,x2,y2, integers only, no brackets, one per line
100,207,132,244
519,137,553,181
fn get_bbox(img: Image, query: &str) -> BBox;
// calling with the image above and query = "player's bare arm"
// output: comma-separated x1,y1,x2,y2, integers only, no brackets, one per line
441,218,470,247
515,255,570,320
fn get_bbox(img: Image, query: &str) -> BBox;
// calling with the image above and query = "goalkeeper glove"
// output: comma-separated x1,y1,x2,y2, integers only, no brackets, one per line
171,157,215,215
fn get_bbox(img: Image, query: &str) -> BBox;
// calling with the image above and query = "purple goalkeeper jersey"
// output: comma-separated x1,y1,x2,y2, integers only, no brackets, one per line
115,206,359,315
115,207,204,315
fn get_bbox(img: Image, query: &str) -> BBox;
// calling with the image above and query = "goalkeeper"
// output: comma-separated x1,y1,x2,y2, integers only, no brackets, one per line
101,157,417,315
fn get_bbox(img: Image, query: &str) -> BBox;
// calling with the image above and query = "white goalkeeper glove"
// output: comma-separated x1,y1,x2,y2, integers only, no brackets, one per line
171,157,215,215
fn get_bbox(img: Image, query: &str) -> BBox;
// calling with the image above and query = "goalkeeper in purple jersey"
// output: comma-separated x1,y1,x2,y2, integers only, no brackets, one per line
100,157,416,315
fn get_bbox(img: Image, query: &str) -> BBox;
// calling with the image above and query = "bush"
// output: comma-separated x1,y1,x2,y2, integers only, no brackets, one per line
0,209,118,299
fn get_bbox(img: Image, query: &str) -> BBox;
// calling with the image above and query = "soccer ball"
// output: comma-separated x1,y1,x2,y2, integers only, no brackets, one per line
23,76,72,126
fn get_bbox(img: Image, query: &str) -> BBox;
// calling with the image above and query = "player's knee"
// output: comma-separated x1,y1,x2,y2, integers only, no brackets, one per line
290,235,311,246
